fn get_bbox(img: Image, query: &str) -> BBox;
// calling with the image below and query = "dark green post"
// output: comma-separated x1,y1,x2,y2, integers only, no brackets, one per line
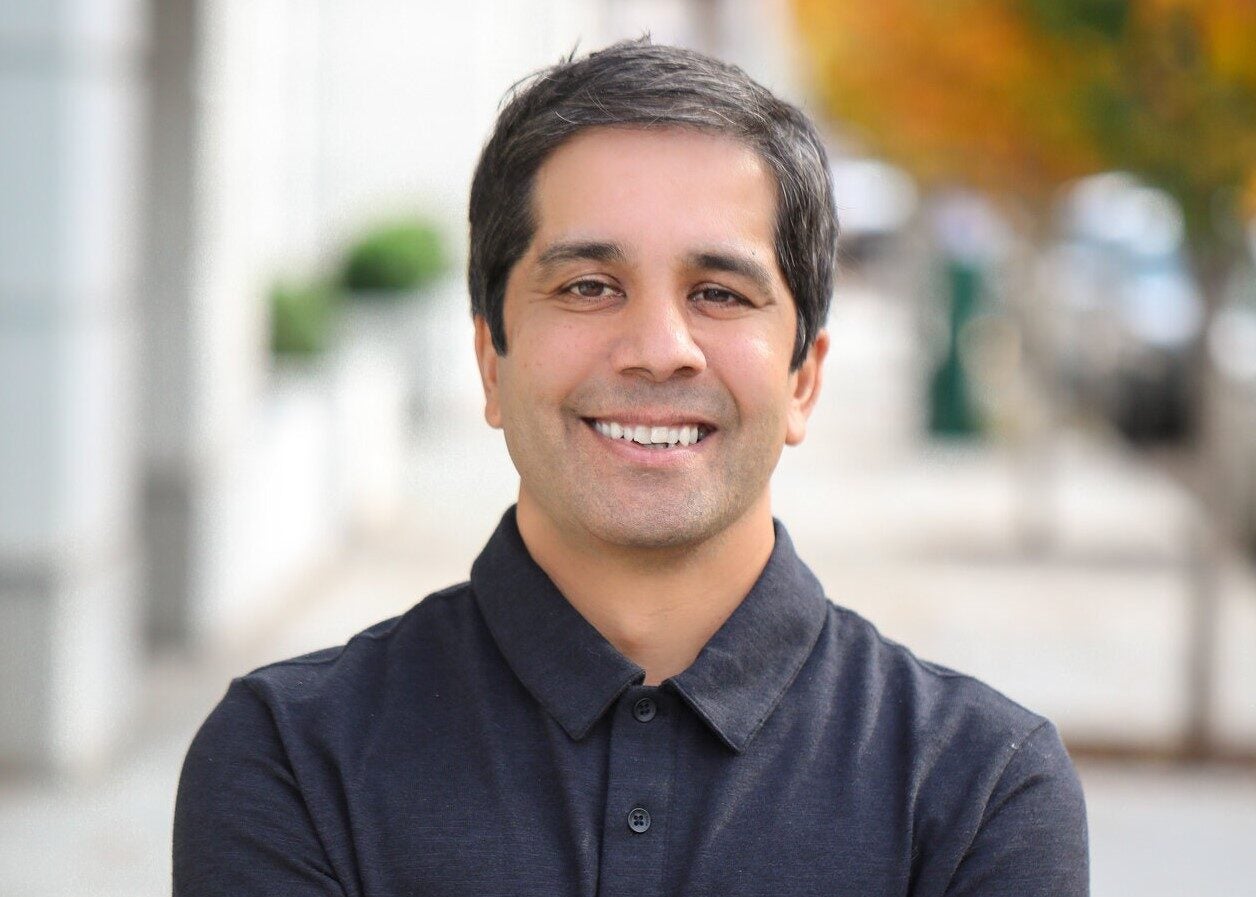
928,260,984,436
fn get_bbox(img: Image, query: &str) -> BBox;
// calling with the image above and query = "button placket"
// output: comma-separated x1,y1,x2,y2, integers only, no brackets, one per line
595,686,677,896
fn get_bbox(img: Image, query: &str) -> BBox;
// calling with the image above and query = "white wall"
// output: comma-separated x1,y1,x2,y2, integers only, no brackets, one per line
0,0,147,774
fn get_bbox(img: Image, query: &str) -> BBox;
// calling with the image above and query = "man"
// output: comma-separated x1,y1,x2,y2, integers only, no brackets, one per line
174,40,1088,896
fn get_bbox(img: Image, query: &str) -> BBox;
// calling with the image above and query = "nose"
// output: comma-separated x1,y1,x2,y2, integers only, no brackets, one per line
610,290,707,382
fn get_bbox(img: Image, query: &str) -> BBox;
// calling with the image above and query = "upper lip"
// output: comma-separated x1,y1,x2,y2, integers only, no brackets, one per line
582,412,717,430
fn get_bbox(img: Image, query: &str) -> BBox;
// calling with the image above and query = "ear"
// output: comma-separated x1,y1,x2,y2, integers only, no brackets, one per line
784,329,828,447
474,316,503,429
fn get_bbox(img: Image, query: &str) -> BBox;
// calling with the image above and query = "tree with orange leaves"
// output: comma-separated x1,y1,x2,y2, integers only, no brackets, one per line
794,0,1256,283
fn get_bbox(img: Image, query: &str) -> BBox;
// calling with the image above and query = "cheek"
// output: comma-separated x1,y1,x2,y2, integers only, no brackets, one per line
709,331,793,412
519,317,592,356
501,318,606,413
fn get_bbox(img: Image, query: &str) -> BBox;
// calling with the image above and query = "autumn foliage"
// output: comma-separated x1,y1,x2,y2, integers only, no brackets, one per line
792,0,1256,261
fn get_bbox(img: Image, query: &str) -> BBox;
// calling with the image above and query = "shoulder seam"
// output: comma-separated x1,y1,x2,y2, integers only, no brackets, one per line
829,603,1047,726
948,718,1056,879
246,580,474,677
229,678,346,888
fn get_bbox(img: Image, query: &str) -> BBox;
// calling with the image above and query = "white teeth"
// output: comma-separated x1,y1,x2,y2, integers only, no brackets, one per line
592,419,707,448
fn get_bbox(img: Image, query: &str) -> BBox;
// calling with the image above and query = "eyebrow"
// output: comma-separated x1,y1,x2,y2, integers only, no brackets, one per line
535,240,627,270
686,250,775,296
532,240,776,296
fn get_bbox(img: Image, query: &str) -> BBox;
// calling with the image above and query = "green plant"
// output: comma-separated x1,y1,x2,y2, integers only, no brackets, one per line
340,218,449,294
269,280,334,357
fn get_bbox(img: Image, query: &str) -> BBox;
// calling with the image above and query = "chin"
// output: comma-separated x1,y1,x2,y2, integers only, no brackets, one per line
575,493,737,552
591,520,705,551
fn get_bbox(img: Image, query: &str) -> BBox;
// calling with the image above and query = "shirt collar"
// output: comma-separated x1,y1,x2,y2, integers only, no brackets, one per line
470,506,829,753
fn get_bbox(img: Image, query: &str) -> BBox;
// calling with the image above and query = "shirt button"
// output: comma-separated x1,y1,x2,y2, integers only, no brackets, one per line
633,696,657,722
627,806,651,833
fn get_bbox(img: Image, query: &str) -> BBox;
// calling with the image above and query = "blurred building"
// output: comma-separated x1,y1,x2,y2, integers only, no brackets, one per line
0,0,805,776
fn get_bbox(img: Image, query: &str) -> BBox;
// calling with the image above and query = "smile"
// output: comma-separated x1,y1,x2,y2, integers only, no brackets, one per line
585,418,713,449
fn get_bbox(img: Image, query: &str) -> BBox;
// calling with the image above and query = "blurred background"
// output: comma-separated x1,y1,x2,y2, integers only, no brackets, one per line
2,0,1255,894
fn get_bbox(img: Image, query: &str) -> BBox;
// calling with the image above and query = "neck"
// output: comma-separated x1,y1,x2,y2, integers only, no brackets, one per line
515,493,776,685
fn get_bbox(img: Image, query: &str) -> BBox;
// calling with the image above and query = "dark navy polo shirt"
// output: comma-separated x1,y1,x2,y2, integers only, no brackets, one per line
174,507,1088,896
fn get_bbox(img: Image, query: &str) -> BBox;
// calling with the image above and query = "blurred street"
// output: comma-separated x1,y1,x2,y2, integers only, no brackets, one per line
2,281,1254,896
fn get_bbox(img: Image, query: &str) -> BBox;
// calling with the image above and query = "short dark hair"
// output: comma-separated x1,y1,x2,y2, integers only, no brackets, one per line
468,39,838,370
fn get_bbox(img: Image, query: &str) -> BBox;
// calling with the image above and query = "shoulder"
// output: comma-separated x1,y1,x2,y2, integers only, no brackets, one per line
204,580,482,748
821,601,1047,747
248,580,474,682
813,604,1087,888
176,582,487,883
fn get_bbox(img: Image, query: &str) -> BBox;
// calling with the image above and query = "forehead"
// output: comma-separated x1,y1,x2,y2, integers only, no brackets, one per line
527,126,779,254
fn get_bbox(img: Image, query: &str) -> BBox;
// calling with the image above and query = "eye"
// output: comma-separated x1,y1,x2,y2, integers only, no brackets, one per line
691,286,750,307
563,279,622,300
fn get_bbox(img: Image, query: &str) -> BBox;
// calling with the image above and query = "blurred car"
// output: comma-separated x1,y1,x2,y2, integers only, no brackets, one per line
1042,172,1204,443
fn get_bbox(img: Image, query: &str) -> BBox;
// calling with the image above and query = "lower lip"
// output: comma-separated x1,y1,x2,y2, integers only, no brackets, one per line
582,420,714,467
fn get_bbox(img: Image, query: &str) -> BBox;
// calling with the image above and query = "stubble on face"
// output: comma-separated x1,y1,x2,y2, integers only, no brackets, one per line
534,381,786,554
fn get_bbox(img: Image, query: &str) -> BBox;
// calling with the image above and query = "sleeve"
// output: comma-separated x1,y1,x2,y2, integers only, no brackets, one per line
172,679,348,897
943,720,1089,897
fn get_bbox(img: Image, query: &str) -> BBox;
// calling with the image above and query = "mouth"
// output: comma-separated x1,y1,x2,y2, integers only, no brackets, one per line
582,417,715,450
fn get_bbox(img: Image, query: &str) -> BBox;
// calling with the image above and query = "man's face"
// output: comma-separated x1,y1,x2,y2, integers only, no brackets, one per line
475,126,827,550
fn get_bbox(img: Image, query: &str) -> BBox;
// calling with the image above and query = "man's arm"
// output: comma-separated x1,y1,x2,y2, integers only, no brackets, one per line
943,720,1089,897
173,680,348,897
